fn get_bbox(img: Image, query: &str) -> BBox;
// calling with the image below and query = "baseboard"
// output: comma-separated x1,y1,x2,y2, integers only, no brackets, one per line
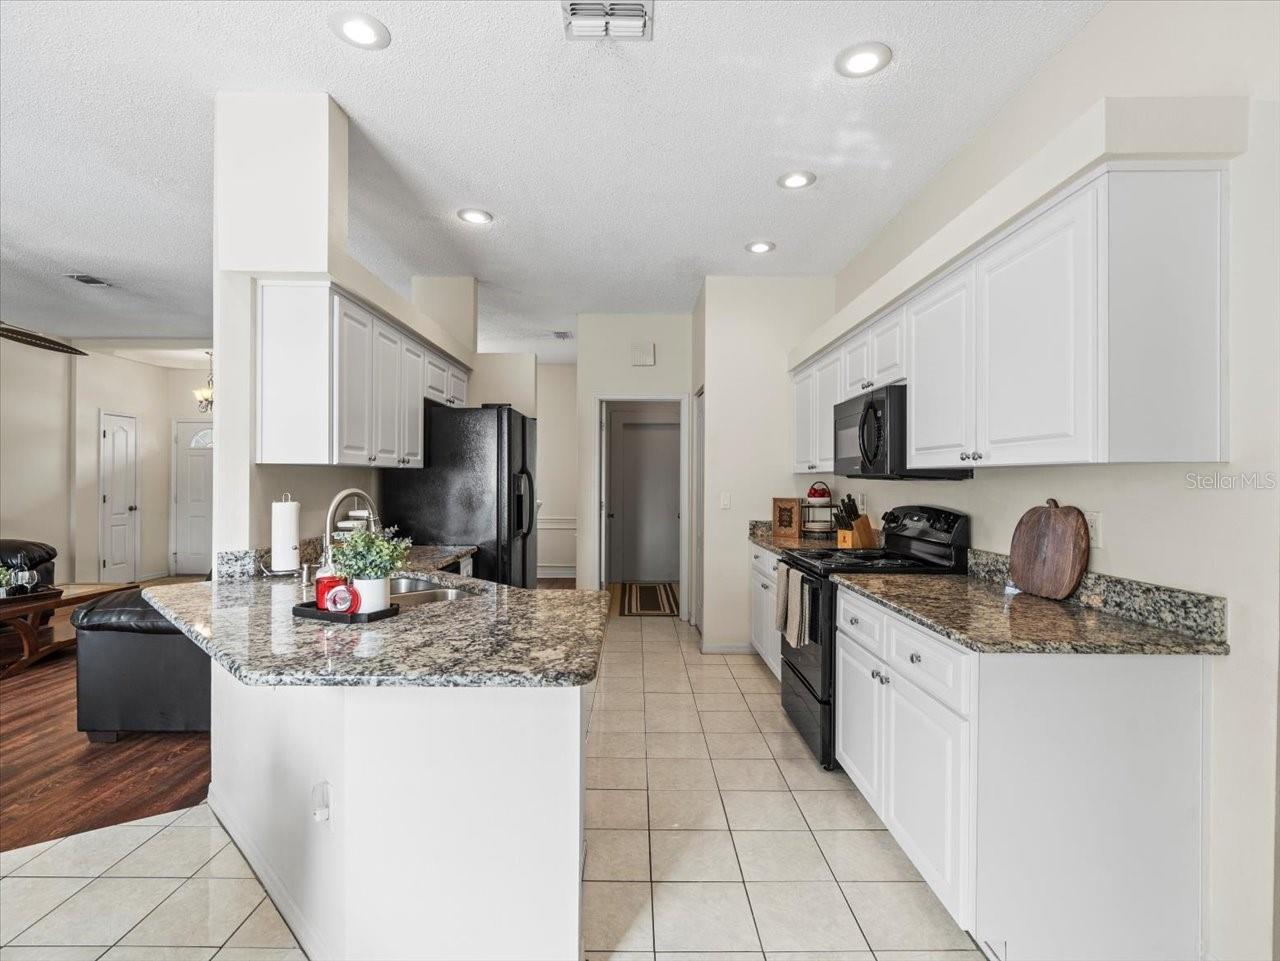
138,570,168,582
207,784,336,961
538,565,576,579
699,643,756,655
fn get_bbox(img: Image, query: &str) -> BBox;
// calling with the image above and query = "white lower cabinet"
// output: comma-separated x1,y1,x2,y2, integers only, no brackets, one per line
748,543,781,679
834,587,1208,961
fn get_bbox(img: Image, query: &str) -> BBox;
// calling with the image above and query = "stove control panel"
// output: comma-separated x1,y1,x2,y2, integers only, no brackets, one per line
882,506,969,546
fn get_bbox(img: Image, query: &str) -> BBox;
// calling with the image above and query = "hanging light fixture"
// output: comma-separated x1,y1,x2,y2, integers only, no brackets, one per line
193,351,214,412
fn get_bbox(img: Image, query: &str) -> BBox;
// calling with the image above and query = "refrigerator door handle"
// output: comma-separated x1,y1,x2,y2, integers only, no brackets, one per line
518,470,535,538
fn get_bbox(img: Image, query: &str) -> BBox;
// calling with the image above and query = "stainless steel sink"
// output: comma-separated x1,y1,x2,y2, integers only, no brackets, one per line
389,578,474,608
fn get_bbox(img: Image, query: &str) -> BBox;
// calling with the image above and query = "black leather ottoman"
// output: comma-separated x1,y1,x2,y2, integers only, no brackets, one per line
72,589,210,742
0,539,57,586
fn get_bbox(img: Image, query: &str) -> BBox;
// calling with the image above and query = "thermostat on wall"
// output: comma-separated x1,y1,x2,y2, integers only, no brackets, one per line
630,340,655,367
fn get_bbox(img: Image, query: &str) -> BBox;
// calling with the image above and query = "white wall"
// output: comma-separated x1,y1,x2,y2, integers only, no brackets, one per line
469,352,538,418
816,3,1279,955
0,341,219,580
699,277,834,650
535,363,577,578
411,276,477,356
575,313,691,590
0,340,73,567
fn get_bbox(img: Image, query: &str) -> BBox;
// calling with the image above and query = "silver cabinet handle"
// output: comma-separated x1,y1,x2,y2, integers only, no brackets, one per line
753,553,760,560
959,452,970,461
808,463,817,470
862,380,874,390
909,652,922,664
761,583,770,591
368,454,376,462
871,668,881,680
971,451,984,461
848,615,859,626
771,563,778,571
879,673,891,685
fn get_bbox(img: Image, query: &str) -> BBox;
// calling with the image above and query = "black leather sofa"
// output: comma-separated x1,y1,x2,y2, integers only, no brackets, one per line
0,539,56,586
71,589,210,742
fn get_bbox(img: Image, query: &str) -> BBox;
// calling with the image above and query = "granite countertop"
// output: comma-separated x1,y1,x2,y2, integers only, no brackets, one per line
832,573,1229,656
143,552,611,688
749,528,839,554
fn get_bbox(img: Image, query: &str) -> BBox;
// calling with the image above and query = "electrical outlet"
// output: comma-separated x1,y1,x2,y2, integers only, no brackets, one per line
856,491,867,515
1083,510,1102,548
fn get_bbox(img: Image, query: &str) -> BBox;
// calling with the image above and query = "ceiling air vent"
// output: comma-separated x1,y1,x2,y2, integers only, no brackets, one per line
63,273,112,287
553,331,574,340
563,1,652,41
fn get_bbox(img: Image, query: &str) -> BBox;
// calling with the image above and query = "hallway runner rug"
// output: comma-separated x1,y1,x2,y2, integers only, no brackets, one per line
619,582,679,617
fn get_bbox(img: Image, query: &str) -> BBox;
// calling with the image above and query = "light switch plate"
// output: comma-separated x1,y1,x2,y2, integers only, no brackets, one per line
720,493,732,510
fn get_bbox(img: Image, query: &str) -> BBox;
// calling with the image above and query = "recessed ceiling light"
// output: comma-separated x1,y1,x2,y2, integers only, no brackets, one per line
777,171,816,190
457,208,494,225
328,11,391,49
835,41,892,78
746,241,775,255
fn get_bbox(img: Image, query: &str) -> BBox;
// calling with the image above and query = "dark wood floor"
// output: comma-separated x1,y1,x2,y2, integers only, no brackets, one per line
0,613,210,851
537,578,576,589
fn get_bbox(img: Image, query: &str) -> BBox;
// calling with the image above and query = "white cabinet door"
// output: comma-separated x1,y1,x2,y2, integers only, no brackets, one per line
870,307,906,386
333,296,375,466
371,322,403,467
792,367,817,473
757,572,780,679
749,571,767,660
906,265,976,469
400,338,426,468
835,633,884,813
883,671,969,921
814,352,841,472
976,185,1098,466
447,367,468,406
842,332,872,399
425,354,449,403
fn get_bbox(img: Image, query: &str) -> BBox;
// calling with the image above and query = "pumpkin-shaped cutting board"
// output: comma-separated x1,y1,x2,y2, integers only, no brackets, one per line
1009,498,1090,600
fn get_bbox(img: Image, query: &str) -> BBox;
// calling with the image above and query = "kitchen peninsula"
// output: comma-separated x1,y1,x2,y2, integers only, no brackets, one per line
144,559,610,961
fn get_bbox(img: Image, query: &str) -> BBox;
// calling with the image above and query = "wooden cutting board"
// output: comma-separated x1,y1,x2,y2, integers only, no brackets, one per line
1009,498,1090,600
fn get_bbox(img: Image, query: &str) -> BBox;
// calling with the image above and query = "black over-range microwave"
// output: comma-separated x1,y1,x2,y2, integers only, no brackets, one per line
833,385,972,480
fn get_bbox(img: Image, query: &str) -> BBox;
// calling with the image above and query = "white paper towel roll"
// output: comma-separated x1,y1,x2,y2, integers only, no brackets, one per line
271,494,301,571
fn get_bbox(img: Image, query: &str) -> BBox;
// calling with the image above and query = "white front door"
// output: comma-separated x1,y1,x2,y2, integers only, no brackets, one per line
100,412,138,583
173,420,214,575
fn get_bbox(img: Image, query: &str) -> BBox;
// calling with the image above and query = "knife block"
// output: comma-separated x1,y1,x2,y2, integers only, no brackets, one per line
849,515,877,549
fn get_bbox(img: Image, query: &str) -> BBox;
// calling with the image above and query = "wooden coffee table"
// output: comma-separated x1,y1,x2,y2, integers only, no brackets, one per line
0,583,138,679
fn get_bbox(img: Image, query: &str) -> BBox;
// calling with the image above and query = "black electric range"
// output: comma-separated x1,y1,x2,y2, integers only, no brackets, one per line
778,506,969,768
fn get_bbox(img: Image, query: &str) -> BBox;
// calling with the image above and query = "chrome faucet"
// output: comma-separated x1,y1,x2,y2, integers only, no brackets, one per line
323,488,382,562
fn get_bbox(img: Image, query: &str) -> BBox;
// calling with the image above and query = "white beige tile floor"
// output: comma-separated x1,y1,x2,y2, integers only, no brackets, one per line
0,803,304,960
581,610,982,960
1,610,978,961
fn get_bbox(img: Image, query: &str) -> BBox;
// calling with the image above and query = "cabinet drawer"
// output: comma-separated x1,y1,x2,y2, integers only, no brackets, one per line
885,615,972,716
750,545,780,580
836,590,885,660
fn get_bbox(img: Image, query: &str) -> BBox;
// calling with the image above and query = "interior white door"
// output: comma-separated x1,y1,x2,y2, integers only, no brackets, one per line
906,265,976,468
100,412,138,583
425,354,449,403
883,672,969,920
792,368,816,472
372,322,402,467
976,185,1098,466
814,353,841,472
400,339,426,468
609,409,681,583
172,420,213,575
835,634,885,813
333,296,375,465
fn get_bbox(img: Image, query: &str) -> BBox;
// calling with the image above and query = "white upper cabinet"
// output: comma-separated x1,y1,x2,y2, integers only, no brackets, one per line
792,353,841,474
333,295,376,466
257,281,470,466
371,322,403,467
906,265,976,469
975,184,1097,467
425,355,449,403
794,166,1227,471
447,367,468,407
792,367,817,473
400,338,426,468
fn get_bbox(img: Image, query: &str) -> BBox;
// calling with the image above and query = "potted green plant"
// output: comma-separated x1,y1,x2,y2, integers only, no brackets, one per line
330,527,410,614
0,567,12,599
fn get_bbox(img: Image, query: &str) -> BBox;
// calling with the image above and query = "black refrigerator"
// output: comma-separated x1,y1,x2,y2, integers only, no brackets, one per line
378,402,537,587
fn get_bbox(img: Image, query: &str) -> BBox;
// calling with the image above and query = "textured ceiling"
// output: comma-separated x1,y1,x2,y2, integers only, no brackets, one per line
0,0,1102,360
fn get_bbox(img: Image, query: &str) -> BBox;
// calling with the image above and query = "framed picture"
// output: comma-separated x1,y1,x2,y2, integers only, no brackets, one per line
772,498,801,538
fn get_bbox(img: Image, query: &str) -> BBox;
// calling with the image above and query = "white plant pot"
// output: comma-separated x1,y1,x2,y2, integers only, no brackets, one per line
352,577,391,614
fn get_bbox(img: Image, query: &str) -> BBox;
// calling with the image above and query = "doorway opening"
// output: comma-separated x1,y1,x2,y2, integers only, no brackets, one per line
597,397,688,619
